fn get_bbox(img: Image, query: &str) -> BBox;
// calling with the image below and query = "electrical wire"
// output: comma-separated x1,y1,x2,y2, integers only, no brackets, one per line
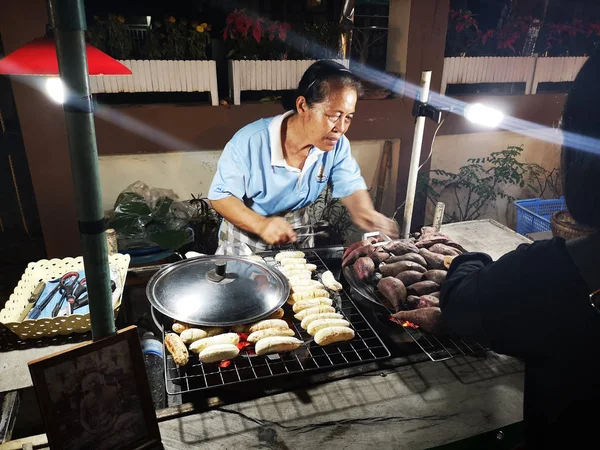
391,113,447,221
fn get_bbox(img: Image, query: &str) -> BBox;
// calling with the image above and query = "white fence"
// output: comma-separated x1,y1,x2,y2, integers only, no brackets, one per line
441,56,588,95
89,60,219,106
228,59,350,105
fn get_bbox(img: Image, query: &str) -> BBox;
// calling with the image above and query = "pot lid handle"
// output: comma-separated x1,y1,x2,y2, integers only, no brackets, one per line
206,260,228,283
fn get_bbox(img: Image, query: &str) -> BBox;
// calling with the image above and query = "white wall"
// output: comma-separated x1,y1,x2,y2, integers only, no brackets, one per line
426,130,562,228
98,140,392,213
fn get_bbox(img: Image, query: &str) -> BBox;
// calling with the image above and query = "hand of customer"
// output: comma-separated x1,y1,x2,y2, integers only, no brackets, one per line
257,217,297,245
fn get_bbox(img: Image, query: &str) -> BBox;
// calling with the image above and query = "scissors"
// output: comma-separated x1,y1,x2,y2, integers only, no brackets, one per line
52,272,79,317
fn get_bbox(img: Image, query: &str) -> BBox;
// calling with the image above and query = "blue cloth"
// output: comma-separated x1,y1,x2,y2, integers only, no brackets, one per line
208,111,368,217
28,270,90,319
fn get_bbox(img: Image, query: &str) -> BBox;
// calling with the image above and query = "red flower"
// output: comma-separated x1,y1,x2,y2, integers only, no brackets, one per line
252,18,264,43
279,22,291,41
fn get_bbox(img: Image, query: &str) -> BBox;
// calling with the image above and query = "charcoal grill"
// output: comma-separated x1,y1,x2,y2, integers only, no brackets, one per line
343,266,487,362
161,251,391,395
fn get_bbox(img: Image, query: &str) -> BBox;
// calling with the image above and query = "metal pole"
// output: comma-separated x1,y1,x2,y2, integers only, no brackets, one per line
50,0,115,340
432,202,445,232
401,70,431,239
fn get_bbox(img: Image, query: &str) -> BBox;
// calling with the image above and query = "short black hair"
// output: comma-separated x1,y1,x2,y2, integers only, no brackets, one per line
562,52,600,229
282,60,363,112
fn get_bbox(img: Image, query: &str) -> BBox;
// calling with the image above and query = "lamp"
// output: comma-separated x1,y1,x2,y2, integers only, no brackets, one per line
401,71,504,238
0,1,132,340
0,36,132,76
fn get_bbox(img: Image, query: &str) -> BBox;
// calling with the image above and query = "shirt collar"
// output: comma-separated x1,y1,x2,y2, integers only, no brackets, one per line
269,110,295,167
269,111,324,168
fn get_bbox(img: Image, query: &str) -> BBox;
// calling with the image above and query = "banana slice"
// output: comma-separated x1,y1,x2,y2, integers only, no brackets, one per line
189,333,240,354
283,269,312,280
180,327,223,344
289,279,323,288
292,297,333,313
307,319,350,336
247,327,295,343
283,263,317,272
291,289,330,303
294,305,336,321
255,336,303,355
314,326,355,346
279,257,307,266
291,282,325,293
275,251,305,261
198,344,240,363
171,322,190,334
300,312,344,330
321,270,343,291
248,319,289,333
266,308,285,320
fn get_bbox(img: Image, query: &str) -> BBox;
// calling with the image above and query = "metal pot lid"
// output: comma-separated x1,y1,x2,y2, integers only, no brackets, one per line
146,255,290,327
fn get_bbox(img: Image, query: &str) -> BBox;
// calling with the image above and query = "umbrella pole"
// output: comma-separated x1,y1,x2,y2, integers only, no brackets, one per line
49,0,115,340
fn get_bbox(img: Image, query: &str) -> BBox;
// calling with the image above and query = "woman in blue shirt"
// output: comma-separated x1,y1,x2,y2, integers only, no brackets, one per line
208,60,398,252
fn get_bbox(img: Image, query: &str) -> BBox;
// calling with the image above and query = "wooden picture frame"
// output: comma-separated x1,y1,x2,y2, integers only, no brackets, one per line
28,325,161,450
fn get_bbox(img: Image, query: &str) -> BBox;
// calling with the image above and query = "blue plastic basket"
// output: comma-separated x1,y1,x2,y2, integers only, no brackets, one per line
513,197,566,236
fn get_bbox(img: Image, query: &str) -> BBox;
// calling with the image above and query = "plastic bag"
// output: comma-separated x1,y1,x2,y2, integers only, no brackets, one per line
106,181,195,251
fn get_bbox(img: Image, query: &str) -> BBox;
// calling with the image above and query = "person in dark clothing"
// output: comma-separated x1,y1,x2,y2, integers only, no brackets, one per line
440,53,600,449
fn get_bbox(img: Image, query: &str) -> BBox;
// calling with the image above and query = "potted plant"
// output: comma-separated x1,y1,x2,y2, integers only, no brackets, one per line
224,9,348,105
87,15,219,105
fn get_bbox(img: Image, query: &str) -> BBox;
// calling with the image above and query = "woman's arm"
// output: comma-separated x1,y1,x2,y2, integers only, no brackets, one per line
211,196,297,245
341,190,399,238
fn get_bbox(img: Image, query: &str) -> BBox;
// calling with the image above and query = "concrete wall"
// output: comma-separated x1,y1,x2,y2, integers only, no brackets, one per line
98,139,398,215
426,130,563,228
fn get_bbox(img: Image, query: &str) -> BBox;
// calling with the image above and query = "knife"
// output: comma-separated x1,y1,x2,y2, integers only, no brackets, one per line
19,281,46,321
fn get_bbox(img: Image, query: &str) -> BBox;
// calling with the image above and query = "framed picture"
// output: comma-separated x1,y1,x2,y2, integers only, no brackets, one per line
28,325,161,450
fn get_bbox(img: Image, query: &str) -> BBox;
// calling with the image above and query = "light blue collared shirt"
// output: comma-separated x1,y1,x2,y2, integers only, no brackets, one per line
208,111,368,216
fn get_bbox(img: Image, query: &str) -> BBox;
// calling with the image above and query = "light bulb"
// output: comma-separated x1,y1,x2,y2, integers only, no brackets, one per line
464,103,504,128
45,77,65,104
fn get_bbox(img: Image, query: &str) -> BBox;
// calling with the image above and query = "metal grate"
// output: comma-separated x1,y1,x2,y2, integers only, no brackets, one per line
343,267,487,362
163,251,391,395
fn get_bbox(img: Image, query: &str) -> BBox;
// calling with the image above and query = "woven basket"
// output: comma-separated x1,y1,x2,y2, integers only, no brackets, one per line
550,210,596,241
0,254,130,340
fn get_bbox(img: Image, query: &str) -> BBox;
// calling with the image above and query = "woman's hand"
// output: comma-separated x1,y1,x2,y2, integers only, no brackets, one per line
341,190,399,239
257,217,298,245
352,210,399,239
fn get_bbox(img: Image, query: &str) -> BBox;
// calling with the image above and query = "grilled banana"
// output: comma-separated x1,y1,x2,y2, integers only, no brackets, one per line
189,333,240,354
300,312,344,330
248,319,289,333
199,344,240,363
314,326,355,346
165,333,189,366
292,297,333,313
255,336,303,355
321,270,343,291
307,319,350,336
294,305,336,321
247,327,295,343
275,251,305,261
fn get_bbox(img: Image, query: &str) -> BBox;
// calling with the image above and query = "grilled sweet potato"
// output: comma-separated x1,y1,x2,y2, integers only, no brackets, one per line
395,270,425,286
419,248,446,270
368,250,391,266
423,270,447,285
392,307,447,335
382,239,419,256
417,295,440,308
380,261,426,277
408,280,440,296
386,253,428,267
343,238,376,259
405,295,420,309
342,244,375,267
429,291,441,299
377,277,407,312
353,256,375,281
429,243,461,256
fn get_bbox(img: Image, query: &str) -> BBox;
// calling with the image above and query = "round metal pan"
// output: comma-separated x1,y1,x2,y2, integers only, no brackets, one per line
146,255,290,327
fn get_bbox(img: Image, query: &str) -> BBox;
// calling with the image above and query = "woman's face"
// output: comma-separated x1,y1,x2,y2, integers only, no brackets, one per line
297,86,358,151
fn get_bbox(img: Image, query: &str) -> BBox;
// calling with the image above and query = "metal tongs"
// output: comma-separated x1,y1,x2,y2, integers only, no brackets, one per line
364,231,393,247
293,221,330,238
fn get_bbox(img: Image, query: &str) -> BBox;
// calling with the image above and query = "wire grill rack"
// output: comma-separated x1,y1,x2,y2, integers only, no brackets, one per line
343,267,487,362
162,251,391,395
